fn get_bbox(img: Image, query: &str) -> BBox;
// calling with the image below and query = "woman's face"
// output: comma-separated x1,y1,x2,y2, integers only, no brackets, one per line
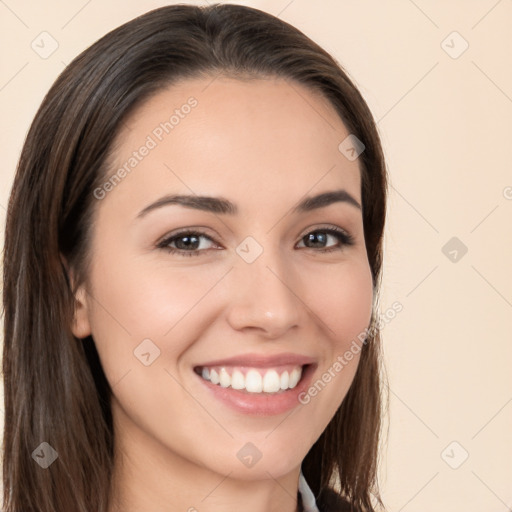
72,76,373,487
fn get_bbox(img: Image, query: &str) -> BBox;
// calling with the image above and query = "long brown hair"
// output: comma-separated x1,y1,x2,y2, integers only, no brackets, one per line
2,4,388,511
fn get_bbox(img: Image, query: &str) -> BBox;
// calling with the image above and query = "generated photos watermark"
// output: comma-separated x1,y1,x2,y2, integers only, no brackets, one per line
298,301,403,405
93,96,198,200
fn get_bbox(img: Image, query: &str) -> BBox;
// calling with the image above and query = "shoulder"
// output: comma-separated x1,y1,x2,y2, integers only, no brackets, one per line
317,487,362,512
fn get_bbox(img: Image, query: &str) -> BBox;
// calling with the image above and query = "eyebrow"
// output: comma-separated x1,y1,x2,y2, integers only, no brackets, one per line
136,189,361,219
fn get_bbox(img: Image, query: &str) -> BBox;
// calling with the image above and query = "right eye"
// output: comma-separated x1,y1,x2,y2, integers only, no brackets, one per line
157,230,222,257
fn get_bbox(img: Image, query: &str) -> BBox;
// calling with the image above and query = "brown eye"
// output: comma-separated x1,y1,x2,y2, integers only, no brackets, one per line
297,228,354,252
157,230,219,257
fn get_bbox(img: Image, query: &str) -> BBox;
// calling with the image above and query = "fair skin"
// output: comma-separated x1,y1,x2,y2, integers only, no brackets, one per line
70,75,373,512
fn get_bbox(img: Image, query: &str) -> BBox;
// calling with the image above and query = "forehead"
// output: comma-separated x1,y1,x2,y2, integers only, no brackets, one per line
104,75,362,215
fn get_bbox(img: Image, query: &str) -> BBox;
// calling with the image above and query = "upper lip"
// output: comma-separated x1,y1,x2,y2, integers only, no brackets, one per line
194,352,316,368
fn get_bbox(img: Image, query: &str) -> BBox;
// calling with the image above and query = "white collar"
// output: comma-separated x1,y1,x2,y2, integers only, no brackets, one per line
298,470,320,512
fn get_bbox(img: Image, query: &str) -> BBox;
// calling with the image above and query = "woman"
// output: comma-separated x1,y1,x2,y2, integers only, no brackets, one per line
2,4,388,511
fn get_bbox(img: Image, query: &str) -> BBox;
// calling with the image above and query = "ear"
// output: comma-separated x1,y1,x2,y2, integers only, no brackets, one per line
71,285,92,339
61,255,92,339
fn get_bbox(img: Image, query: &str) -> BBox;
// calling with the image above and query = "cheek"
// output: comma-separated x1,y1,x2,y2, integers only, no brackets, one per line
86,251,227,378
291,266,372,426
91,260,204,332
299,258,373,407
306,258,374,346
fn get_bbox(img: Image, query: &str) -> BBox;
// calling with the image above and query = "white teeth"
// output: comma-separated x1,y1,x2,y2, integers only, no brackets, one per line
210,368,220,385
219,367,231,388
198,365,304,394
263,370,281,393
231,370,245,390
280,371,289,390
245,369,263,393
289,367,301,388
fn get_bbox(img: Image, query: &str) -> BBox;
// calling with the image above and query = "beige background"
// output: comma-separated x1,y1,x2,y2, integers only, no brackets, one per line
1,1,511,510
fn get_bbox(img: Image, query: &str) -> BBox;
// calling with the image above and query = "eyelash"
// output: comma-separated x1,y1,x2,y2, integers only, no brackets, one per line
156,226,355,257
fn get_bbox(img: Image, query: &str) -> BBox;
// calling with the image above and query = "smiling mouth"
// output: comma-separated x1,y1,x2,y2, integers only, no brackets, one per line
193,364,309,394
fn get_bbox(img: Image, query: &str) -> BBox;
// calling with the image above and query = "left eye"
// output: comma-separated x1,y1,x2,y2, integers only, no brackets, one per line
157,227,354,257
296,228,354,251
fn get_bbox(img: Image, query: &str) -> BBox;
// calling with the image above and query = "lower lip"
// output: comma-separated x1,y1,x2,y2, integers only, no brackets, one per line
195,364,316,416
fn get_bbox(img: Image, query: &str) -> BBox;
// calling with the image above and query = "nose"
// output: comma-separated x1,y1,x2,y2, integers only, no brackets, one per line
225,246,303,339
